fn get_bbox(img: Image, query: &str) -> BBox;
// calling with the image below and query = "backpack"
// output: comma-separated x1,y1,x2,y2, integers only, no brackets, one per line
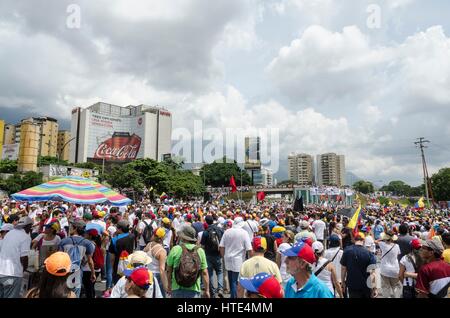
92,244,104,270
204,226,222,254
142,220,155,245
67,237,85,272
175,244,202,288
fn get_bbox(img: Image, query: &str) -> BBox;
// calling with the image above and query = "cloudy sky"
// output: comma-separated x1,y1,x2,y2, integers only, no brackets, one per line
1,0,449,185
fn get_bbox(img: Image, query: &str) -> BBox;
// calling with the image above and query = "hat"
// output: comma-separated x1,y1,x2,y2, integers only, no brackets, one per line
0,223,14,232
272,226,286,239
259,218,270,227
15,216,33,229
87,228,99,237
421,239,444,254
162,217,171,225
154,227,166,239
83,213,93,221
44,252,72,277
125,267,152,290
45,220,61,232
177,225,197,242
239,273,283,298
312,241,324,254
300,220,309,229
233,217,245,228
117,220,130,231
381,231,398,241
411,238,421,250
252,236,267,251
281,241,316,264
127,251,152,266
70,219,86,231
355,232,366,241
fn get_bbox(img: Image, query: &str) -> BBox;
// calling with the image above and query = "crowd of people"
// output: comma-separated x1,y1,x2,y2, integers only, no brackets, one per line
0,197,449,298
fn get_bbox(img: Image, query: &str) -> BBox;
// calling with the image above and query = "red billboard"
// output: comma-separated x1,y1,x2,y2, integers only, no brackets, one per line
94,132,141,161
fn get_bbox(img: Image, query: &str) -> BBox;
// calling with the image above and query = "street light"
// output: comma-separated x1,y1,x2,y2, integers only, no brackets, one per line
58,137,76,162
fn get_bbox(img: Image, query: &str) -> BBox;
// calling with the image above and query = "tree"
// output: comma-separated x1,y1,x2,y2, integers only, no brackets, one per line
38,156,69,167
73,162,101,170
0,171,43,195
0,159,18,173
431,168,450,201
200,157,252,187
379,180,411,196
353,180,374,194
278,180,297,186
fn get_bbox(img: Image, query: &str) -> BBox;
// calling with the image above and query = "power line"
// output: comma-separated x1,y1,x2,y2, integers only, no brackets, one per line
414,137,434,207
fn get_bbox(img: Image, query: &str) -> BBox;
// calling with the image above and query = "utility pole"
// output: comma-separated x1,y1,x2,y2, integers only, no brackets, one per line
414,137,432,207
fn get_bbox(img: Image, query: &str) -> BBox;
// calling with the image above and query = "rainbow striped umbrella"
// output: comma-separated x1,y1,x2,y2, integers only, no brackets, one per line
11,176,132,206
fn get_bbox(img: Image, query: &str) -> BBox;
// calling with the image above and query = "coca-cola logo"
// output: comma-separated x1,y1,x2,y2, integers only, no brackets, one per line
94,133,141,161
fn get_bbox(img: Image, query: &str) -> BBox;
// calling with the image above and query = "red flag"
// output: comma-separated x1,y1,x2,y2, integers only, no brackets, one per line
257,192,265,201
229,175,237,193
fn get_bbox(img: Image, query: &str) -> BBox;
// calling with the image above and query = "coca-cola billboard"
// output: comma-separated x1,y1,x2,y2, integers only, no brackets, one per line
88,113,145,162
94,132,141,161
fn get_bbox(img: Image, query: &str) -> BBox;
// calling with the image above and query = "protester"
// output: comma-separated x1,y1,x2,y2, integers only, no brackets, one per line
399,238,423,298
144,227,168,297
0,223,14,251
312,241,343,298
108,220,135,284
294,220,316,243
219,217,252,298
239,272,283,298
32,219,61,268
377,231,402,298
200,215,224,298
124,267,153,298
0,217,32,298
276,230,295,288
442,232,450,264
341,233,378,298
415,239,450,298
397,223,414,261
312,214,326,244
324,234,343,286
238,236,282,297
110,251,162,298
167,225,209,298
25,252,75,298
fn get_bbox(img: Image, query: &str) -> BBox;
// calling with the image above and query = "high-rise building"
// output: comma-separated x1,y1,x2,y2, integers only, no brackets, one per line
0,120,4,159
288,153,314,185
3,124,16,145
260,167,274,186
244,136,262,185
316,153,346,187
15,117,59,157
70,102,172,164
17,122,40,172
57,130,72,161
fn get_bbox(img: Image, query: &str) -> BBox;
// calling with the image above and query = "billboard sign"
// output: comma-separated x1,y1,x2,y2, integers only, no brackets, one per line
88,113,145,162
2,143,19,160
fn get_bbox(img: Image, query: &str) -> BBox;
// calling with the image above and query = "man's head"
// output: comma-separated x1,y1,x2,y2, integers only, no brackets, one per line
252,236,267,254
0,223,14,238
177,225,197,243
69,219,86,235
442,232,450,248
399,223,409,235
127,251,152,268
420,239,445,261
117,220,130,233
282,241,316,276
15,216,33,233
205,215,214,226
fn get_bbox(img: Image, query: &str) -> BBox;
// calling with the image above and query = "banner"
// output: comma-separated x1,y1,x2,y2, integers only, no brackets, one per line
2,143,19,160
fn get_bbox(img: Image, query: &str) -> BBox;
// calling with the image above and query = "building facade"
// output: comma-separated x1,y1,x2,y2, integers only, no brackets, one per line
288,153,314,185
260,167,274,186
17,122,40,172
3,124,16,145
57,130,71,161
316,153,346,187
70,102,172,164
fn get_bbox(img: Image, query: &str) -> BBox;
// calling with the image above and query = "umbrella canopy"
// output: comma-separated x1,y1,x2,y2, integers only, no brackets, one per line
11,176,132,206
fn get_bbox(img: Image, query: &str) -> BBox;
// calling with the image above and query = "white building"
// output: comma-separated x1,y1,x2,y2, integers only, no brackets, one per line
260,167,274,186
70,102,172,164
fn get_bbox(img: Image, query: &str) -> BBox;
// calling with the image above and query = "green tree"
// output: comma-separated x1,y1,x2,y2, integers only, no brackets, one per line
0,172,43,195
378,196,390,206
38,156,69,167
353,180,374,194
379,180,411,196
431,168,450,201
0,159,18,173
73,162,102,170
278,180,297,186
200,158,252,187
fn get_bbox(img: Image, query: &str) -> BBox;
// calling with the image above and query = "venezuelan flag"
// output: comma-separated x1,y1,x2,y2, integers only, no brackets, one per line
414,197,425,210
160,192,168,200
348,205,362,230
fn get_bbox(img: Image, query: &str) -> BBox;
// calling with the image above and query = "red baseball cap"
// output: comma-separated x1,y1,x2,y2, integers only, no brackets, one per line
239,273,283,298
281,241,316,264
125,267,152,290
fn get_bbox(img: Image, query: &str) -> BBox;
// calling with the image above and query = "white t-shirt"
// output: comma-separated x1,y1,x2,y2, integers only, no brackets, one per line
163,228,172,249
76,207,84,218
59,217,69,230
241,220,258,241
364,235,376,254
277,243,292,284
378,241,400,278
0,229,31,278
172,217,183,233
219,228,252,273
324,247,343,283
400,254,417,286
312,220,326,240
